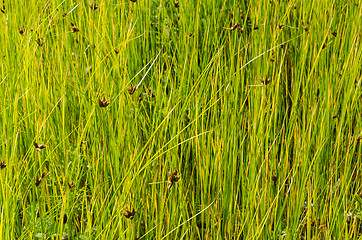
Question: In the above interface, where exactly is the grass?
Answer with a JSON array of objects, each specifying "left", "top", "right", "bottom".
[{"left": 0, "top": 0, "right": 361, "bottom": 239}]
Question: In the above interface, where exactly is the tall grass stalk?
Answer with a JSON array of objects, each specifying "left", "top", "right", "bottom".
[{"left": 0, "top": 0, "right": 361, "bottom": 239}]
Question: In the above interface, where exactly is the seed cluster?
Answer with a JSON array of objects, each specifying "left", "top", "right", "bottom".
[
  {"left": 123, "top": 208, "right": 135, "bottom": 219},
  {"left": 35, "top": 172, "right": 47, "bottom": 187},
  {"left": 168, "top": 169, "right": 181, "bottom": 189},
  {"left": 33, "top": 142, "right": 46, "bottom": 152},
  {"left": 98, "top": 96, "right": 110, "bottom": 108}
]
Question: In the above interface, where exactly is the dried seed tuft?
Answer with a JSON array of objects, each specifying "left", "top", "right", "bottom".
[
  {"left": 127, "top": 85, "right": 137, "bottom": 95},
  {"left": 35, "top": 176, "right": 41, "bottom": 186},
  {"left": 231, "top": 23, "right": 240, "bottom": 30},
  {"left": 35, "top": 172, "right": 46, "bottom": 187},
  {"left": 260, "top": 78, "right": 270, "bottom": 85},
  {"left": 68, "top": 181, "right": 75, "bottom": 188},
  {"left": 89, "top": 2, "right": 99, "bottom": 10},
  {"left": 168, "top": 169, "right": 180, "bottom": 189},
  {"left": 271, "top": 175, "right": 277, "bottom": 182},
  {"left": 0, "top": 161, "right": 6, "bottom": 169},
  {"left": 98, "top": 96, "right": 110, "bottom": 108},
  {"left": 36, "top": 38, "right": 44, "bottom": 46},
  {"left": 71, "top": 26, "right": 79, "bottom": 33},
  {"left": 19, "top": 26, "right": 25, "bottom": 35},
  {"left": 123, "top": 208, "right": 135, "bottom": 219},
  {"left": 331, "top": 29, "right": 337, "bottom": 37},
  {"left": 34, "top": 142, "right": 46, "bottom": 151}
]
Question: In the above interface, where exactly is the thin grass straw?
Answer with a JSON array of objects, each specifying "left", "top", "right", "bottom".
[{"left": 160, "top": 189, "right": 222, "bottom": 240}]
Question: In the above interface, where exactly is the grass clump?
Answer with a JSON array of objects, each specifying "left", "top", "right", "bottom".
[{"left": 0, "top": 0, "right": 361, "bottom": 239}]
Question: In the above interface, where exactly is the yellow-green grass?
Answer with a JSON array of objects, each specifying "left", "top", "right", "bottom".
[{"left": 0, "top": 0, "right": 361, "bottom": 239}]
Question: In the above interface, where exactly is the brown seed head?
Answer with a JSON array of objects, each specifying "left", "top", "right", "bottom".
[
  {"left": 71, "top": 26, "right": 79, "bottom": 33},
  {"left": 36, "top": 38, "right": 43, "bottom": 46},
  {"left": 260, "top": 78, "right": 270, "bottom": 85},
  {"left": 89, "top": 2, "right": 99, "bottom": 10},
  {"left": 271, "top": 175, "right": 277, "bottom": 182},
  {"left": 35, "top": 175, "right": 42, "bottom": 187},
  {"left": 34, "top": 142, "right": 46, "bottom": 151},
  {"left": 68, "top": 181, "right": 75, "bottom": 188},
  {"left": 331, "top": 29, "right": 337, "bottom": 37},
  {"left": 231, "top": 23, "right": 240, "bottom": 30},
  {"left": 38, "top": 144, "right": 46, "bottom": 150},
  {"left": 168, "top": 169, "right": 180, "bottom": 189},
  {"left": 123, "top": 208, "right": 135, "bottom": 219},
  {"left": 98, "top": 96, "right": 110, "bottom": 108},
  {"left": 19, "top": 26, "right": 25, "bottom": 35},
  {"left": 127, "top": 85, "right": 137, "bottom": 95},
  {"left": 0, "top": 161, "right": 6, "bottom": 169}
]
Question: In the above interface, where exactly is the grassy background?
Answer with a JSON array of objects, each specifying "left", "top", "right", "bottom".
[{"left": 0, "top": 0, "right": 361, "bottom": 239}]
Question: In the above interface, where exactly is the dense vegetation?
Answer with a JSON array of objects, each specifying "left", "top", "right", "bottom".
[{"left": 0, "top": 0, "right": 361, "bottom": 239}]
